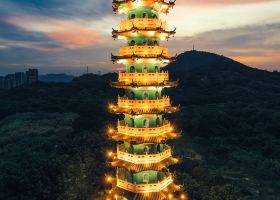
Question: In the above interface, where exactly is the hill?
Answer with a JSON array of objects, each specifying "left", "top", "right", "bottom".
[
  {"left": 0, "top": 51, "right": 279, "bottom": 200},
  {"left": 39, "top": 73, "right": 76, "bottom": 82}
]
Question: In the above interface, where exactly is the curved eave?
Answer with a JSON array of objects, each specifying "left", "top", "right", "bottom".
[
  {"left": 109, "top": 105, "right": 180, "bottom": 115},
  {"left": 111, "top": 157, "right": 179, "bottom": 172},
  {"left": 110, "top": 80, "right": 178, "bottom": 88},
  {"left": 111, "top": 54, "right": 176, "bottom": 63},
  {"left": 107, "top": 183, "right": 183, "bottom": 200},
  {"left": 112, "top": 28, "right": 176, "bottom": 39},
  {"left": 108, "top": 131, "right": 182, "bottom": 143}
]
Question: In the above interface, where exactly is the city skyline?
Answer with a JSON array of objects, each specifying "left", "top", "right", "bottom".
[{"left": 0, "top": 0, "right": 279, "bottom": 75}]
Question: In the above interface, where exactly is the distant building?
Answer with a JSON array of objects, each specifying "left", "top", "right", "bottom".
[
  {"left": 0, "top": 77, "right": 4, "bottom": 89},
  {"left": 15, "top": 72, "right": 26, "bottom": 87},
  {"left": 26, "top": 69, "right": 38, "bottom": 84},
  {"left": 0, "top": 69, "right": 39, "bottom": 89}
]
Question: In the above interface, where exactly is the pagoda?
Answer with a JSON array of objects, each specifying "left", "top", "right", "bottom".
[{"left": 106, "top": 0, "right": 184, "bottom": 199}]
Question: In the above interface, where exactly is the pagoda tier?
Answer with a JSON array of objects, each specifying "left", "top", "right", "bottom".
[
  {"left": 108, "top": 120, "right": 181, "bottom": 143},
  {"left": 112, "top": 18, "right": 176, "bottom": 39},
  {"left": 112, "top": 0, "right": 175, "bottom": 15},
  {"left": 111, "top": 72, "right": 178, "bottom": 88},
  {"left": 109, "top": 96, "right": 179, "bottom": 114},
  {"left": 111, "top": 157, "right": 179, "bottom": 172},
  {"left": 115, "top": 143, "right": 173, "bottom": 164},
  {"left": 117, "top": 175, "right": 173, "bottom": 193}
]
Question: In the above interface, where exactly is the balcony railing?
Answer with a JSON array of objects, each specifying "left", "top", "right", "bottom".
[
  {"left": 118, "top": 46, "right": 170, "bottom": 58},
  {"left": 116, "top": 175, "right": 173, "bottom": 193},
  {"left": 118, "top": 96, "right": 170, "bottom": 109},
  {"left": 109, "top": 96, "right": 179, "bottom": 114},
  {"left": 117, "top": 144, "right": 172, "bottom": 164},
  {"left": 117, "top": 120, "right": 172, "bottom": 137},
  {"left": 118, "top": 72, "right": 169, "bottom": 84},
  {"left": 119, "top": 18, "right": 168, "bottom": 32}
]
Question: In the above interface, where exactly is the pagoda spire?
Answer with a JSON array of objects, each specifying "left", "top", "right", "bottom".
[{"left": 106, "top": 1, "right": 185, "bottom": 199}]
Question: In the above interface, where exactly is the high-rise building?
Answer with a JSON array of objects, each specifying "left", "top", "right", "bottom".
[
  {"left": 0, "top": 69, "right": 38, "bottom": 89},
  {"left": 26, "top": 69, "right": 39, "bottom": 84},
  {"left": 0, "top": 76, "right": 4, "bottom": 89},
  {"left": 4, "top": 74, "right": 15, "bottom": 89},
  {"left": 15, "top": 72, "right": 26, "bottom": 87},
  {"left": 107, "top": 0, "right": 184, "bottom": 199}
]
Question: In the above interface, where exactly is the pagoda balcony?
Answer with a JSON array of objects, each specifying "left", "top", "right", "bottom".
[
  {"left": 111, "top": 72, "right": 178, "bottom": 88},
  {"left": 119, "top": 46, "right": 170, "bottom": 58},
  {"left": 116, "top": 175, "right": 173, "bottom": 193},
  {"left": 117, "top": 144, "right": 172, "bottom": 164},
  {"left": 109, "top": 120, "right": 181, "bottom": 143},
  {"left": 109, "top": 96, "right": 179, "bottom": 114},
  {"left": 112, "top": 55, "right": 174, "bottom": 66},
  {"left": 117, "top": 120, "right": 173, "bottom": 138},
  {"left": 111, "top": 46, "right": 176, "bottom": 64},
  {"left": 113, "top": 0, "right": 175, "bottom": 15},
  {"left": 112, "top": 18, "right": 175, "bottom": 39}
]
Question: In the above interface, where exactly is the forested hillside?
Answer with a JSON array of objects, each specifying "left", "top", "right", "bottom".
[{"left": 0, "top": 51, "right": 279, "bottom": 200}]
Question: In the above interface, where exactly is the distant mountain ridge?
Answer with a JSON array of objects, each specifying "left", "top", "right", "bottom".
[
  {"left": 39, "top": 73, "right": 76, "bottom": 82},
  {"left": 165, "top": 50, "right": 280, "bottom": 106},
  {"left": 167, "top": 50, "right": 233, "bottom": 72}
]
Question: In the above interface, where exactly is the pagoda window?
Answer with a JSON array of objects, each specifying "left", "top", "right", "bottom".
[
  {"left": 143, "top": 119, "right": 149, "bottom": 127},
  {"left": 155, "top": 66, "right": 159, "bottom": 72},
  {"left": 143, "top": 66, "right": 148, "bottom": 72},
  {"left": 130, "top": 66, "right": 135, "bottom": 72},
  {"left": 144, "top": 146, "right": 149, "bottom": 154},
  {"left": 143, "top": 13, "right": 147, "bottom": 18},
  {"left": 154, "top": 40, "right": 159, "bottom": 46},
  {"left": 130, "top": 91, "right": 135, "bottom": 99},
  {"left": 130, "top": 40, "right": 136, "bottom": 46},
  {"left": 131, "top": 14, "right": 136, "bottom": 19},
  {"left": 142, "top": 39, "right": 147, "bottom": 46},
  {"left": 143, "top": 92, "right": 149, "bottom": 99},
  {"left": 143, "top": 173, "right": 150, "bottom": 183},
  {"left": 155, "top": 91, "right": 160, "bottom": 99},
  {"left": 157, "top": 144, "right": 161, "bottom": 153},
  {"left": 130, "top": 118, "right": 135, "bottom": 127},
  {"left": 152, "top": 14, "right": 157, "bottom": 18},
  {"left": 128, "top": 144, "right": 134, "bottom": 153},
  {"left": 156, "top": 117, "right": 160, "bottom": 126}
]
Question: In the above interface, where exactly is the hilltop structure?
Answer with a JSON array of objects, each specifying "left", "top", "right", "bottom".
[{"left": 107, "top": 0, "right": 184, "bottom": 199}]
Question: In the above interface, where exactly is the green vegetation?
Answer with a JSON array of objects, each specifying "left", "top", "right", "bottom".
[
  {"left": 0, "top": 51, "right": 279, "bottom": 200},
  {"left": 0, "top": 113, "right": 108, "bottom": 200}
]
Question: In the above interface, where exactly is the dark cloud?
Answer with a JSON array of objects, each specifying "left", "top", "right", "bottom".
[
  {"left": 0, "top": 21, "right": 47, "bottom": 42},
  {"left": 0, "top": 0, "right": 112, "bottom": 19}
]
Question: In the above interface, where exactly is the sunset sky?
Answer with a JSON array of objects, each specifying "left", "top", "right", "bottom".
[{"left": 0, "top": 0, "right": 279, "bottom": 75}]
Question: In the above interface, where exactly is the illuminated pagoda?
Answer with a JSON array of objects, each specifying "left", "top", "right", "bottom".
[{"left": 107, "top": 0, "right": 184, "bottom": 199}]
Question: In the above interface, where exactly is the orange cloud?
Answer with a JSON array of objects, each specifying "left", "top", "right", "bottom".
[
  {"left": 4, "top": 16, "right": 104, "bottom": 50},
  {"left": 231, "top": 52, "right": 280, "bottom": 70},
  {"left": 46, "top": 26, "right": 101, "bottom": 48}
]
